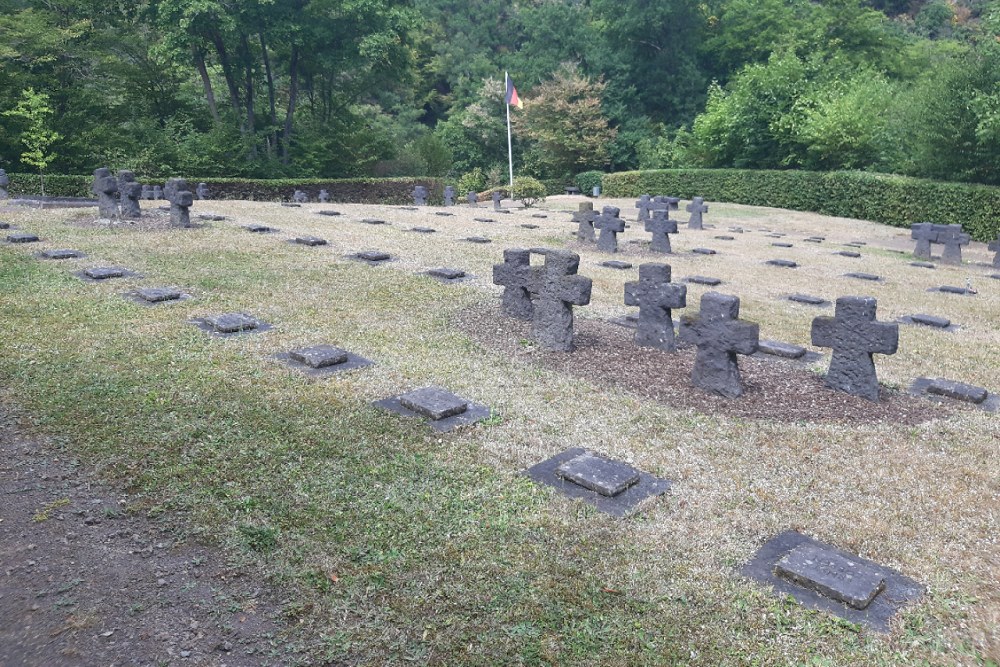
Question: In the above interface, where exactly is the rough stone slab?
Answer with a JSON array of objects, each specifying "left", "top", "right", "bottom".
[
  {"left": 435, "top": 211, "right": 454, "bottom": 217},
  {"left": 555, "top": 453, "right": 641, "bottom": 497},
  {"left": 846, "top": 241, "right": 867, "bottom": 246},
  {"left": 788, "top": 294, "right": 829, "bottom": 306},
  {"left": 287, "top": 345, "right": 348, "bottom": 369},
  {"left": 775, "top": 544, "right": 886, "bottom": 610},
  {"left": 374, "top": 389, "right": 490, "bottom": 432},
  {"left": 741, "top": 530, "right": 924, "bottom": 632},
  {"left": 0, "top": 222, "right": 10, "bottom": 230},
  {"left": 804, "top": 237, "right": 824, "bottom": 243},
  {"left": 910, "top": 377, "right": 999, "bottom": 412},
  {"left": 684, "top": 275, "right": 722, "bottom": 286},
  {"left": 473, "top": 217, "right": 496, "bottom": 223},
  {"left": 136, "top": 288, "right": 183, "bottom": 303},
  {"left": 766, "top": 259, "right": 798, "bottom": 268},
  {"left": 426, "top": 267, "right": 470, "bottom": 281},
  {"left": 317, "top": 210, "right": 341, "bottom": 216},
  {"left": 7, "top": 233, "right": 39, "bottom": 243},
  {"left": 409, "top": 226, "right": 436, "bottom": 233},
  {"left": 714, "top": 235, "right": 735, "bottom": 241},
  {"left": 281, "top": 203, "right": 301, "bottom": 207},
  {"left": 772, "top": 242, "right": 793, "bottom": 248},
  {"left": 524, "top": 447, "right": 670, "bottom": 519},
  {"left": 274, "top": 348, "right": 373, "bottom": 376},
  {"left": 465, "top": 236, "right": 492, "bottom": 244},
  {"left": 199, "top": 214, "right": 226, "bottom": 221},
  {"left": 40, "top": 249, "right": 83, "bottom": 260},
  {"left": 835, "top": 251, "right": 862, "bottom": 258},
  {"left": 758, "top": 339, "right": 807, "bottom": 360},
  {"left": 931, "top": 285, "right": 975, "bottom": 295},
  {"left": 520, "top": 224, "right": 539, "bottom": 229},
  {"left": 691, "top": 247, "right": 717, "bottom": 255},
  {"left": 399, "top": 387, "right": 469, "bottom": 420},
  {"left": 245, "top": 224, "right": 276, "bottom": 233},
  {"left": 83, "top": 267, "right": 127, "bottom": 280},
  {"left": 360, "top": 218, "right": 387, "bottom": 225},
  {"left": 350, "top": 251, "right": 393, "bottom": 264},
  {"left": 600, "top": 260, "right": 632, "bottom": 270},
  {"left": 766, "top": 233, "right": 785, "bottom": 238},
  {"left": 199, "top": 313, "right": 262, "bottom": 334},
  {"left": 292, "top": 236, "right": 327, "bottom": 246},
  {"left": 903, "top": 313, "right": 952, "bottom": 329},
  {"left": 531, "top": 213, "right": 547, "bottom": 219},
  {"left": 844, "top": 272, "right": 882, "bottom": 282},
  {"left": 910, "top": 261, "right": 935, "bottom": 269},
  {"left": 991, "top": 274, "right": 1000, "bottom": 280}
]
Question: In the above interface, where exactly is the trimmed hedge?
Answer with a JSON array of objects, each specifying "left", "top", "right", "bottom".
[
  {"left": 602, "top": 169, "right": 1000, "bottom": 242},
  {"left": 5, "top": 174, "right": 447, "bottom": 205}
]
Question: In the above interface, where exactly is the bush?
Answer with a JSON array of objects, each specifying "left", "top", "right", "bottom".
[
  {"left": 602, "top": 168, "right": 1000, "bottom": 242},
  {"left": 575, "top": 171, "right": 603, "bottom": 195},
  {"left": 512, "top": 176, "right": 546, "bottom": 207},
  {"left": 457, "top": 168, "right": 487, "bottom": 197}
]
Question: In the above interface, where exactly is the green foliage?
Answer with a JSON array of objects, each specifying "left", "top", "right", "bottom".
[
  {"left": 3, "top": 87, "right": 61, "bottom": 195},
  {"left": 457, "top": 168, "right": 487, "bottom": 195},
  {"left": 602, "top": 168, "right": 1000, "bottom": 241},
  {"left": 511, "top": 176, "right": 546, "bottom": 207},
  {"left": 574, "top": 171, "right": 603, "bottom": 194}
]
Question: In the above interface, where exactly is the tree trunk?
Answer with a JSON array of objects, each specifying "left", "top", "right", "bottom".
[
  {"left": 259, "top": 33, "right": 278, "bottom": 156},
  {"left": 281, "top": 45, "right": 299, "bottom": 165},
  {"left": 208, "top": 30, "right": 244, "bottom": 126},
  {"left": 239, "top": 33, "right": 257, "bottom": 158},
  {"left": 193, "top": 46, "right": 220, "bottom": 124}
]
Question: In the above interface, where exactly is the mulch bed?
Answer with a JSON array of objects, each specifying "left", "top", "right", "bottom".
[{"left": 457, "top": 305, "right": 949, "bottom": 425}]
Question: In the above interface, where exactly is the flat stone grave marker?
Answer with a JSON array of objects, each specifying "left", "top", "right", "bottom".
[
  {"left": 465, "top": 236, "right": 492, "bottom": 244},
  {"left": 684, "top": 275, "right": 722, "bottom": 286},
  {"left": 772, "top": 242, "right": 793, "bottom": 248},
  {"left": 245, "top": 224, "right": 276, "bottom": 233},
  {"left": 40, "top": 249, "right": 84, "bottom": 260},
  {"left": 199, "top": 214, "right": 226, "bottom": 222},
  {"left": 275, "top": 344, "right": 373, "bottom": 376},
  {"left": 292, "top": 236, "right": 327, "bottom": 246},
  {"left": 193, "top": 312, "right": 269, "bottom": 335},
  {"left": 351, "top": 251, "right": 393, "bottom": 264},
  {"left": 600, "top": 260, "right": 632, "bottom": 270},
  {"left": 474, "top": 217, "right": 496, "bottom": 223},
  {"left": 435, "top": 211, "right": 454, "bottom": 217},
  {"left": 804, "top": 237, "right": 824, "bottom": 243},
  {"left": 990, "top": 273, "right": 1000, "bottom": 280},
  {"left": 7, "top": 233, "right": 39, "bottom": 244},
  {"left": 766, "top": 233, "right": 785, "bottom": 238},
  {"left": 81, "top": 267, "right": 131, "bottom": 281},
  {"left": 714, "top": 235, "right": 735, "bottom": 241},
  {"left": 811, "top": 296, "right": 897, "bottom": 402},
  {"left": 678, "top": 292, "right": 759, "bottom": 398},
  {"left": 692, "top": 248, "right": 717, "bottom": 255},
  {"left": 843, "top": 242, "right": 865, "bottom": 248},
  {"left": 766, "top": 259, "right": 798, "bottom": 268},
  {"left": 844, "top": 272, "right": 882, "bottom": 282},
  {"left": 787, "top": 294, "right": 829, "bottom": 307},
  {"left": 374, "top": 386, "right": 490, "bottom": 433},
  {"left": 281, "top": 203, "right": 301, "bottom": 208},
  {"left": 930, "top": 285, "right": 976, "bottom": 296},
  {"left": 910, "top": 378, "right": 997, "bottom": 411},
  {"left": 318, "top": 210, "right": 341, "bottom": 217},
  {"left": 520, "top": 224, "right": 539, "bottom": 229},
  {"left": 134, "top": 287, "right": 184, "bottom": 304},
  {"left": 398, "top": 207, "right": 417, "bottom": 211},
  {"left": 910, "top": 261, "right": 935, "bottom": 269},
  {"left": 729, "top": 227, "right": 746, "bottom": 233},
  {"left": 900, "top": 313, "right": 952, "bottom": 329},
  {"left": 0, "top": 222, "right": 10, "bottom": 230},
  {"left": 742, "top": 530, "right": 924, "bottom": 632},
  {"left": 360, "top": 218, "right": 387, "bottom": 225},
  {"left": 409, "top": 226, "right": 436, "bottom": 233},
  {"left": 757, "top": 340, "right": 806, "bottom": 360},
  {"left": 834, "top": 250, "right": 862, "bottom": 258},
  {"left": 524, "top": 447, "right": 670, "bottom": 518},
  {"left": 425, "top": 267, "right": 471, "bottom": 282}
]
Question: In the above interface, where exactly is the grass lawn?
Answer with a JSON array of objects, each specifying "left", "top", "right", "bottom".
[{"left": 1, "top": 196, "right": 997, "bottom": 666}]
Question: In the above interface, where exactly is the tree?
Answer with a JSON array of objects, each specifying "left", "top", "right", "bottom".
[
  {"left": 515, "top": 64, "right": 617, "bottom": 179},
  {"left": 3, "top": 87, "right": 61, "bottom": 196}
]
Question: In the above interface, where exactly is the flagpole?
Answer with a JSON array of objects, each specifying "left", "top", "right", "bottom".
[{"left": 505, "top": 70, "right": 514, "bottom": 193}]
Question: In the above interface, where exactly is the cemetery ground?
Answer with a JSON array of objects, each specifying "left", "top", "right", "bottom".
[{"left": 0, "top": 196, "right": 998, "bottom": 666}]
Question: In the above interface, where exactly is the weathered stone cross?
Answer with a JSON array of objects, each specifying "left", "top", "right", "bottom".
[
  {"left": 594, "top": 206, "right": 625, "bottom": 253},
  {"left": 412, "top": 185, "right": 428, "bottom": 206},
  {"left": 686, "top": 197, "right": 708, "bottom": 230},
  {"left": 910, "top": 222, "right": 937, "bottom": 259},
  {"left": 645, "top": 209, "right": 678, "bottom": 253},
  {"left": 492, "top": 248, "right": 540, "bottom": 320},
  {"left": 678, "top": 292, "right": 759, "bottom": 398},
  {"left": 532, "top": 249, "right": 592, "bottom": 351},
  {"left": 92, "top": 167, "right": 119, "bottom": 219},
  {"left": 938, "top": 224, "right": 970, "bottom": 264},
  {"left": 492, "top": 191, "right": 503, "bottom": 210},
  {"left": 811, "top": 296, "right": 898, "bottom": 402},
  {"left": 443, "top": 186, "right": 455, "bottom": 206},
  {"left": 624, "top": 263, "right": 687, "bottom": 351},
  {"left": 164, "top": 178, "right": 194, "bottom": 228},
  {"left": 117, "top": 170, "right": 142, "bottom": 220},
  {"left": 989, "top": 233, "right": 1000, "bottom": 268},
  {"left": 635, "top": 194, "right": 652, "bottom": 222},
  {"left": 572, "top": 202, "right": 597, "bottom": 242}
]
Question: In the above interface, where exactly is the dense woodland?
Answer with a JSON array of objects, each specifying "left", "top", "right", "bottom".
[{"left": 4, "top": 0, "right": 1000, "bottom": 188}]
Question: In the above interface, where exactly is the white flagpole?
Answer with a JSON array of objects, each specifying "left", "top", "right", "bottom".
[{"left": 506, "top": 70, "right": 514, "bottom": 193}]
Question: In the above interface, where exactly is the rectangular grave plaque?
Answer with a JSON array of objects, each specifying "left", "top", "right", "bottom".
[
  {"left": 774, "top": 544, "right": 885, "bottom": 610},
  {"left": 399, "top": 387, "right": 469, "bottom": 420},
  {"left": 85, "top": 267, "right": 126, "bottom": 280},
  {"left": 290, "top": 345, "right": 349, "bottom": 369},
  {"left": 556, "top": 453, "right": 641, "bottom": 497},
  {"left": 137, "top": 288, "right": 182, "bottom": 303},
  {"left": 205, "top": 313, "right": 259, "bottom": 334}
]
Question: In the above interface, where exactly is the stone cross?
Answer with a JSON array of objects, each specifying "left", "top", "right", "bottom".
[
  {"left": 910, "top": 222, "right": 936, "bottom": 259},
  {"left": 532, "top": 249, "right": 592, "bottom": 352},
  {"left": 938, "top": 224, "right": 970, "bottom": 264},
  {"left": 412, "top": 185, "right": 428, "bottom": 206},
  {"left": 292, "top": 190, "right": 308, "bottom": 203},
  {"left": 318, "top": 189, "right": 330, "bottom": 203},
  {"left": 571, "top": 202, "right": 597, "bottom": 242},
  {"left": 467, "top": 191, "right": 478, "bottom": 207},
  {"left": 686, "top": 197, "right": 708, "bottom": 230},
  {"left": 492, "top": 248, "right": 540, "bottom": 320},
  {"left": 163, "top": 178, "right": 194, "bottom": 228},
  {"left": 594, "top": 206, "right": 625, "bottom": 253},
  {"left": 624, "top": 263, "right": 687, "bottom": 351},
  {"left": 92, "top": 167, "right": 119, "bottom": 218},
  {"left": 678, "top": 292, "right": 759, "bottom": 399},
  {"left": 635, "top": 194, "right": 652, "bottom": 222},
  {"left": 650, "top": 196, "right": 670, "bottom": 217},
  {"left": 989, "top": 233, "right": 1000, "bottom": 268},
  {"left": 141, "top": 184, "right": 153, "bottom": 200},
  {"left": 443, "top": 186, "right": 455, "bottom": 206},
  {"left": 0, "top": 169, "right": 8, "bottom": 199},
  {"left": 645, "top": 209, "right": 678, "bottom": 253},
  {"left": 152, "top": 184, "right": 163, "bottom": 200},
  {"left": 117, "top": 170, "right": 142, "bottom": 219},
  {"left": 492, "top": 191, "right": 502, "bottom": 210},
  {"left": 196, "top": 182, "right": 210, "bottom": 200},
  {"left": 811, "top": 296, "right": 898, "bottom": 402}
]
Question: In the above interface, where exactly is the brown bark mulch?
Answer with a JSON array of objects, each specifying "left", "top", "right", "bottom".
[{"left": 457, "top": 305, "right": 949, "bottom": 425}]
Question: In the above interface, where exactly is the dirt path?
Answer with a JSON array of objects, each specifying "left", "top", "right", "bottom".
[{"left": 0, "top": 407, "right": 301, "bottom": 667}]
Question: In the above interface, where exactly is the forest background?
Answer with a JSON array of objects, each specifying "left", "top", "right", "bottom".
[{"left": 4, "top": 0, "right": 1000, "bottom": 191}]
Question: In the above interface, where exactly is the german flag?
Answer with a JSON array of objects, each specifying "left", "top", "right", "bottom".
[{"left": 505, "top": 73, "right": 522, "bottom": 109}]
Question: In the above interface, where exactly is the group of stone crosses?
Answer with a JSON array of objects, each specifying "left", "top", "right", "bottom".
[
  {"left": 410, "top": 184, "right": 509, "bottom": 211},
  {"left": 89, "top": 167, "right": 215, "bottom": 227},
  {"left": 570, "top": 195, "right": 708, "bottom": 254}
]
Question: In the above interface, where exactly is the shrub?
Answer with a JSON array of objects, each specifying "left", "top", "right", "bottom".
[
  {"left": 512, "top": 176, "right": 546, "bottom": 207},
  {"left": 602, "top": 168, "right": 1000, "bottom": 242},
  {"left": 457, "top": 168, "right": 487, "bottom": 196},
  {"left": 575, "top": 171, "right": 603, "bottom": 195}
]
